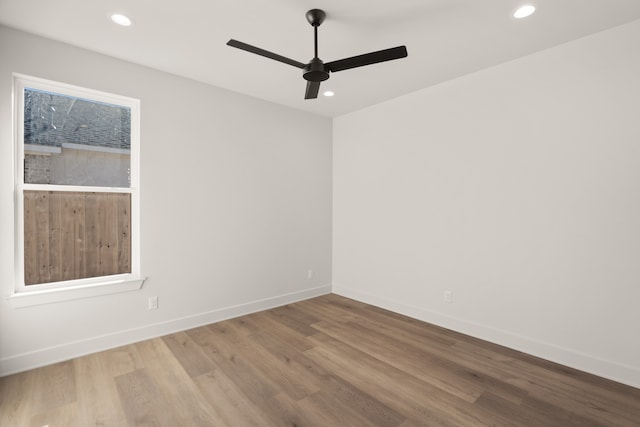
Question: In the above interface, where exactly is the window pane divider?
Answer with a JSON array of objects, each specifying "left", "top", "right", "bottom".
[{"left": 20, "top": 183, "right": 133, "bottom": 194}]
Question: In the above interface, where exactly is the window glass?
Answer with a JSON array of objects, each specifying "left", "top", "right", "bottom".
[
  {"left": 23, "top": 87, "right": 131, "bottom": 187},
  {"left": 23, "top": 191, "right": 131, "bottom": 285}
]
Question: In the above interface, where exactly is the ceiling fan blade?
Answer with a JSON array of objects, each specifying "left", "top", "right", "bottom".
[
  {"left": 227, "top": 39, "right": 306, "bottom": 69},
  {"left": 305, "top": 81, "right": 321, "bottom": 99},
  {"left": 326, "top": 46, "right": 408, "bottom": 73}
]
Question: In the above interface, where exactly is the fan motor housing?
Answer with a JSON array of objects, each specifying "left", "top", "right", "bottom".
[{"left": 303, "top": 58, "right": 330, "bottom": 82}]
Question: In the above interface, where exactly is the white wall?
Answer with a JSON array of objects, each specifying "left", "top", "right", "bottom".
[
  {"left": 0, "top": 26, "right": 332, "bottom": 375},
  {"left": 333, "top": 20, "right": 640, "bottom": 388}
]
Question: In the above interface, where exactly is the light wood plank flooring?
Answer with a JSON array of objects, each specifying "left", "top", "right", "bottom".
[{"left": 1, "top": 294, "right": 639, "bottom": 426}]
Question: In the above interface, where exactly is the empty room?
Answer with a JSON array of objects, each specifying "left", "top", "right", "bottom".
[{"left": 1, "top": 1, "right": 639, "bottom": 426}]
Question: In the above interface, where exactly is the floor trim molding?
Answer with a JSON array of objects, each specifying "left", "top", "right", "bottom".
[
  {"left": 333, "top": 285, "right": 640, "bottom": 389},
  {"left": 0, "top": 284, "right": 331, "bottom": 376}
]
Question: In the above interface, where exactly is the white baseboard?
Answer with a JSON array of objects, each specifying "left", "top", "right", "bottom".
[
  {"left": 333, "top": 285, "right": 640, "bottom": 390},
  {"left": 0, "top": 284, "right": 331, "bottom": 377}
]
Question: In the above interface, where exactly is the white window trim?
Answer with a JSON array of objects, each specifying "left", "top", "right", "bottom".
[{"left": 8, "top": 74, "right": 145, "bottom": 308}]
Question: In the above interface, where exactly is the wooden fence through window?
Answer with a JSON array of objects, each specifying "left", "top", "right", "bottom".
[{"left": 23, "top": 190, "right": 131, "bottom": 285}]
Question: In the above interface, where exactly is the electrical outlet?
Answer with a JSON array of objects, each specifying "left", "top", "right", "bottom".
[
  {"left": 308, "top": 269, "right": 314, "bottom": 280},
  {"left": 148, "top": 296, "right": 158, "bottom": 310},
  {"left": 444, "top": 290, "right": 453, "bottom": 303}
]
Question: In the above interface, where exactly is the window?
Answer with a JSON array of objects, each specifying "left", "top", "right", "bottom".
[{"left": 11, "top": 75, "right": 143, "bottom": 306}]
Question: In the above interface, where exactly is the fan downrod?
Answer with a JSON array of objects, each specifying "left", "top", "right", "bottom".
[{"left": 303, "top": 9, "right": 329, "bottom": 82}]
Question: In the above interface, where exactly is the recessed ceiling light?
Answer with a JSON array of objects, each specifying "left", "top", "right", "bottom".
[
  {"left": 513, "top": 5, "right": 536, "bottom": 19},
  {"left": 111, "top": 14, "right": 132, "bottom": 26},
  {"left": 323, "top": 91, "right": 335, "bottom": 97}
]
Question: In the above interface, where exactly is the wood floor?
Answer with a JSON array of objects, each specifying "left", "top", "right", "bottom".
[{"left": 1, "top": 294, "right": 639, "bottom": 426}]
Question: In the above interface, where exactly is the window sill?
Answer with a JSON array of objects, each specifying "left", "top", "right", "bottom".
[{"left": 6, "top": 277, "right": 146, "bottom": 308}]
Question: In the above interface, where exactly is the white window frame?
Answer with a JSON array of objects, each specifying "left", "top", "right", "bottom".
[{"left": 9, "top": 74, "right": 144, "bottom": 307}]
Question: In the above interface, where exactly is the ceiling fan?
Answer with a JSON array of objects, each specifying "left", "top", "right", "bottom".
[{"left": 227, "top": 9, "right": 408, "bottom": 100}]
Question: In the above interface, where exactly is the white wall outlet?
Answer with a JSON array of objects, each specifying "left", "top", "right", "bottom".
[
  {"left": 148, "top": 296, "right": 158, "bottom": 310},
  {"left": 444, "top": 290, "right": 453, "bottom": 303},
  {"left": 308, "top": 269, "right": 314, "bottom": 280}
]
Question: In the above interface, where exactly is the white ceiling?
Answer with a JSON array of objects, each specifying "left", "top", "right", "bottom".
[{"left": 2, "top": 0, "right": 640, "bottom": 117}]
